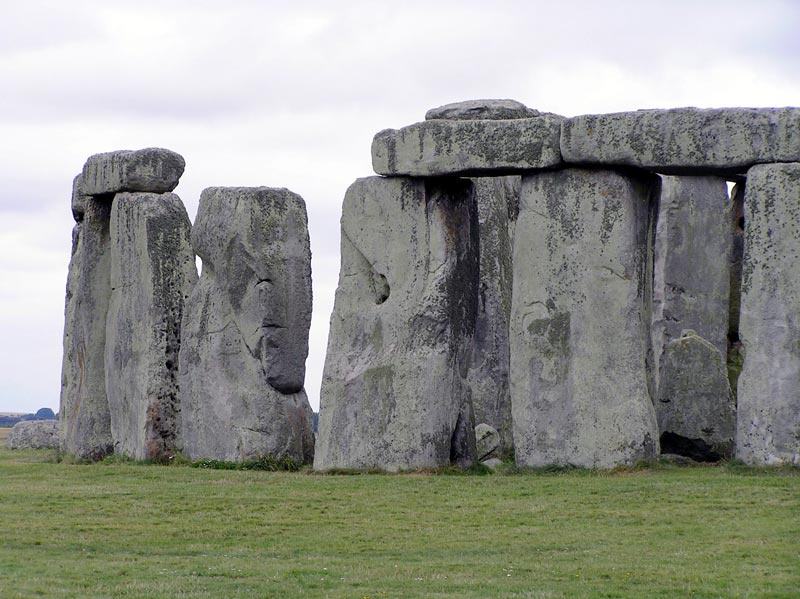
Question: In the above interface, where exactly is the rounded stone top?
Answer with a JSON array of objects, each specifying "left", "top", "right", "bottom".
[{"left": 425, "top": 99, "right": 541, "bottom": 121}]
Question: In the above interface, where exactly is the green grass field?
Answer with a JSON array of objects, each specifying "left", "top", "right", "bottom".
[{"left": 1, "top": 431, "right": 798, "bottom": 598}]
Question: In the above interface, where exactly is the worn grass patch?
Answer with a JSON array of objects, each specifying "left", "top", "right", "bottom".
[{"left": 1, "top": 445, "right": 798, "bottom": 598}]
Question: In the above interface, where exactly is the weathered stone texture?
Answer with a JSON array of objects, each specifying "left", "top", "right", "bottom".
[
  {"left": 105, "top": 192, "right": 197, "bottom": 461},
  {"left": 475, "top": 423, "right": 500, "bottom": 461},
  {"left": 179, "top": 187, "right": 314, "bottom": 463},
  {"left": 510, "top": 168, "right": 660, "bottom": 468},
  {"left": 8, "top": 420, "right": 60, "bottom": 450},
  {"left": 60, "top": 195, "right": 114, "bottom": 460},
  {"left": 651, "top": 176, "right": 731, "bottom": 386},
  {"left": 82, "top": 148, "right": 185, "bottom": 196},
  {"left": 466, "top": 177, "right": 518, "bottom": 456},
  {"left": 315, "top": 176, "right": 479, "bottom": 471},
  {"left": 656, "top": 332, "right": 735, "bottom": 461},
  {"left": 561, "top": 107, "right": 800, "bottom": 175},
  {"left": 71, "top": 174, "right": 88, "bottom": 222},
  {"left": 737, "top": 163, "right": 800, "bottom": 466},
  {"left": 371, "top": 116, "right": 563, "bottom": 177},
  {"left": 425, "top": 99, "right": 541, "bottom": 121}
]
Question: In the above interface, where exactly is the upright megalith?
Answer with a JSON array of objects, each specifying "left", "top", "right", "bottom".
[
  {"left": 560, "top": 107, "right": 800, "bottom": 175},
  {"left": 179, "top": 187, "right": 314, "bottom": 464},
  {"left": 315, "top": 176, "right": 479, "bottom": 471},
  {"left": 510, "top": 168, "right": 660, "bottom": 468},
  {"left": 105, "top": 192, "right": 197, "bottom": 461},
  {"left": 60, "top": 175, "right": 114, "bottom": 460},
  {"left": 81, "top": 148, "right": 185, "bottom": 196},
  {"left": 737, "top": 163, "right": 800, "bottom": 466}
]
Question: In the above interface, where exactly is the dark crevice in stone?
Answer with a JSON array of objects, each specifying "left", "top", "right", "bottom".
[{"left": 660, "top": 431, "right": 721, "bottom": 462}]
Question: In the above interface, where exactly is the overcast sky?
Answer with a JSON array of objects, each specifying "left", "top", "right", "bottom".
[{"left": 1, "top": 0, "right": 798, "bottom": 414}]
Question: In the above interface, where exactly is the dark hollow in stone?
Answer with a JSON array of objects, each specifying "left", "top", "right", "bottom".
[{"left": 660, "top": 431, "right": 722, "bottom": 463}]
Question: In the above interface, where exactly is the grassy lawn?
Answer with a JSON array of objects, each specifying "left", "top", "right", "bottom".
[{"left": 0, "top": 438, "right": 797, "bottom": 598}]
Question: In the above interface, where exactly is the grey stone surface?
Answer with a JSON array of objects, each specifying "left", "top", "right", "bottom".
[
  {"left": 425, "top": 99, "right": 541, "bottom": 121},
  {"left": 59, "top": 196, "right": 114, "bottom": 461},
  {"left": 651, "top": 176, "right": 731, "bottom": 386},
  {"left": 105, "top": 192, "right": 197, "bottom": 461},
  {"left": 82, "top": 148, "right": 185, "bottom": 196},
  {"left": 510, "top": 168, "right": 660, "bottom": 468},
  {"left": 737, "top": 163, "right": 800, "bottom": 466},
  {"left": 466, "top": 177, "right": 519, "bottom": 456},
  {"left": 372, "top": 115, "right": 563, "bottom": 177},
  {"left": 561, "top": 107, "right": 800, "bottom": 175},
  {"left": 656, "top": 331, "right": 735, "bottom": 461},
  {"left": 315, "top": 176, "right": 479, "bottom": 471},
  {"left": 179, "top": 187, "right": 314, "bottom": 463},
  {"left": 480, "top": 457, "right": 504, "bottom": 470},
  {"left": 71, "top": 174, "right": 88, "bottom": 222},
  {"left": 475, "top": 423, "right": 500, "bottom": 461},
  {"left": 7, "top": 420, "right": 60, "bottom": 450}
]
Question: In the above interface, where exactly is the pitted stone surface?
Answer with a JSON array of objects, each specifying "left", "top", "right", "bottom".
[
  {"left": 371, "top": 115, "right": 563, "bottom": 177},
  {"left": 315, "top": 176, "right": 479, "bottom": 471},
  {"left": 561, "top": 107, "right": 800, "bottom": 175},
  {"left": 7, "top": 420, "right": 60, "bottom": 450},
  {"left": 510, "top": 168, "right": 660, "bottom": 468},
  {"left": 656, "top": 332, "right": 735, "bottom": 461},
  {"left": 60, "top": 195, "right": 114, "bottom": 461},
  {"left": 737, "top": 163, "right": 800, "bottom": 466},
  {"left": 425, "top": 99, "right": 541, "bottom": 121},
  {"left": 105, "top": 192, "right": 197, "bottom": 461},
  {"left": 179, "top": 187, "right": 314, "bottom": 463},
  {"left": 651, "top": 176, "right": 731, "bottom": 387},
  {"left": 82, "top": 148, "right": 185, "bottom": 195}
]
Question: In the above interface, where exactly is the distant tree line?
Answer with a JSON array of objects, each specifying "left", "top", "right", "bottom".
[{"left": 0, "top": 408, "right": 57, "bottom": 427}]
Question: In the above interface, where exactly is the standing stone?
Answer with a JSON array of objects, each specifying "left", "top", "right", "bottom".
[
  {"left": 60, "top": 176, "right": 114, "bottom": 461},
  {"left": 560, "top": 107, "right": 800, "bottom": 175},
  {"left": 467, "top": 177, "right": 519, "bottom": 456},
  {"left": 657, "top": 331, "right": 736, "bottom": 461},
  {"left": 81, "top": 148, "right": 185, "bottom": 196},
  {"left": 510, "top": 168, "right": 660, "bottom": 468},
  {"left": 179, "top": 187, "right": 314, "bottom": 463},
  {"left": 737, "top": 163, "right": 800, "bottom": 466},
  {"left": 315, "top": 177, "right": 479, "bottom": 471},
  {"left": 105, "top": 192, "right": 197, "bottom": 461}
]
